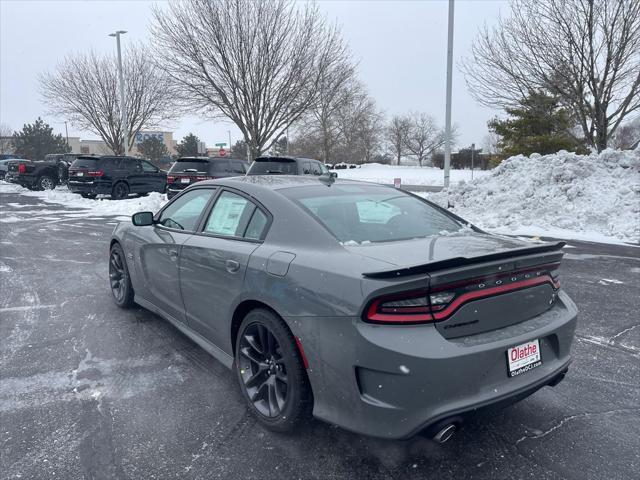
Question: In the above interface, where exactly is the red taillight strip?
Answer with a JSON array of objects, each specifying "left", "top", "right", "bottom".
[
  {"left": 366, "top": 300, "right": 433, "bottom": 323},
  {"left": 431, "top": 276, "right": 554, "bottom": 320},
  {"left": 366, "top": 275, "right": 558, "bottom": 324}
]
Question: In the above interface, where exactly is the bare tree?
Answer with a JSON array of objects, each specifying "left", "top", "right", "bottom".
[
  {"left": 386, "top": 115, "right": 411, "bottom": 165},
  {"left": 483, "top": 130, "right": 501, "bottom": 156},
  {"left": 306, "top": 60, "right": 357, "bottom": 164},
  {"left": 404, "top": 113, "right": 446, "bottom": 166},
  {"left": 0, "top": 123, "right": 13, "bottom": 154},
  {"left": 151, "top": 0, "right": 349, "bottom": 160},
  {"left": 333, "top": 83, "right": 383, "bottom": 164},
  {"left": 611, "top": 117, "right": 640, "bottom": 150},
  {"left": 462, "top": 0, "right": 640, "bottom": 151},
  {"left": 40, "top": 45, "right": 175, "bottom": 155}
]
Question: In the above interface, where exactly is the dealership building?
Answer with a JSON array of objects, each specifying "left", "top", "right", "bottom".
[{"left": 65, "top": 131, "right": 181, "bottom": 156}]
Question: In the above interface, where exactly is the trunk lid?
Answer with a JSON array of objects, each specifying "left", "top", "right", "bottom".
[
  {"left": 345, "top": 233, "right": 533, "bottom": 272},
  {"left": 359, "top": 233, "right": 565, "bottom": 338}
]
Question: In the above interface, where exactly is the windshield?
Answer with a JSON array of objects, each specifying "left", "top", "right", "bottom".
[
  {"left": 282, "top": 184, "right": 465, "bottom": 244},
  {"left": 248, "top": 160, "right": 297, "bottom": 175}
]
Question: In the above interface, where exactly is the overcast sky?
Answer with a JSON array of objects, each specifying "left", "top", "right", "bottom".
[{"left": 0, "top": 0, "right": 507, "bottom": 150}]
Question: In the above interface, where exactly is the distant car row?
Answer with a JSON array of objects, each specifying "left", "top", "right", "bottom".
[{"left": 3, "top": 154, "right": 336, "bottom": 200}]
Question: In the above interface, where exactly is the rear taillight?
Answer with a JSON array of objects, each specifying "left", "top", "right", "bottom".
[
  {"left": 366, "top": 290, "right": 436, "bottom": 324},
  {"left": 167, "top": 175, "right": 175, "bottom": 182},
  {"left": 365, "top": 264, "right": 561, "bottom": 325},
  {"left": 195, "top": 175, "right": 214, "bottom": 181},
  {"left": 18, "top": 163, "right": 26, "bottom": 174},
  {"left": 87, "top": 170, "right": 104, "bottom": 177}
]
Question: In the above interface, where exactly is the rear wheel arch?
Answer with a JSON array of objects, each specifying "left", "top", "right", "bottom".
[{"left": 231, "top": 300, "right": 280, "bottom": 355}]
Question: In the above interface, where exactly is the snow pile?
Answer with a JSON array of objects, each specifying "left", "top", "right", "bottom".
[
  {"left": 426, "top": 149, "right": 640, "bottom": 244},
  {"left": 0, "top": 182, "right": 168, "bottom": 219},
  {"left": 332, "top": 163, "right": 488, "bottom": 186}
]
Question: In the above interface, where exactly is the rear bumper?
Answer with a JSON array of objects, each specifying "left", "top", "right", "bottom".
[
  {"left": 167, "top": 186, "right": 188, "bottom": 198},
  {"left": 68, "top": 181, "right": 111, "bottom": 195},
  {"left": 286, "top": 290, "right": 578, "bottom": 439},
  {"left": 5, "top": 174, "right": 36, "bottom": 188}
]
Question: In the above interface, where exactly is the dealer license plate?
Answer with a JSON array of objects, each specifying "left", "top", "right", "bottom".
[
  {"left": 180, "top": 178, "right": 190, "bottom": 184},
  {"left": 507, "top": 339, "right": 541, "bottom": 377}
]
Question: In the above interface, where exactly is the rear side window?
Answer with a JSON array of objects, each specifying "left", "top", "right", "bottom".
[
  {"left": 122, "top": 158, "right": 140, "bottom": 172},
  {"left": 158, "top": 189, "right": 214, "bottom": 231},
  {"left": 71, "top": 157, "right": 100, "bottom": 169},
  {"left": 140, "top": 160, "right": 158, "bottom": 173},
  {"left": 248, "top": 160, "right": 297, "bottom": 175},
  {"left": 244, "top": 209, "right": 268, "bottom": 240},
  {"left": 204, "top": 191, "right": 255, "bottom": 237}
]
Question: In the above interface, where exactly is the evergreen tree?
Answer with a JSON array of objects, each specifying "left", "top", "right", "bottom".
[
  {"left": 137, "top": 136, "right": 169, "bottom": 162},
  {"left": 176, "top": 133, "right": 201, "bottom": 157},
  {"left": 12, "top": 118, "right": 70, "bottom": 160},
  {"left": 231, "top": 139, "right": 248, "bottom": 161},
  {"left": 488, "top": 92, "right": 585, "bottom": 157}
]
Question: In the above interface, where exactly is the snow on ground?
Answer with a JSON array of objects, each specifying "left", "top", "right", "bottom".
[
  {"left": 331, "top": 163, "right": 488, "bottom": 186},
  {"left": 0, "top": 182, "right": 167, "bottom": 221},
  {"left": 423, "top": 148, "right": 640, "bottom": 245}
]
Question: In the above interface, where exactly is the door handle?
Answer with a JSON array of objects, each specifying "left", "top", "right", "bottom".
[
  {"left": 169, "top": 250, "right": 179, "bottom": 262},
  {"left": 226, "top": 259, "right": 240, "bottom": 273}
]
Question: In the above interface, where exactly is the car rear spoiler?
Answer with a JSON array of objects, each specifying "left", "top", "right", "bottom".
[{"left": 362, "top": 241, "right": 566, "bottom": 279}]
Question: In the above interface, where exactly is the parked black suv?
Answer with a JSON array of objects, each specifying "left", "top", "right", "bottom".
[
  {"left": 68, "top": 155, "right": 166, "bottom": 199},
  {"left": 166, "top": 156, "right": 249, "bottom": 199},
  {"left": 246, "top": 156, "right": 335, "bottom": 177}
]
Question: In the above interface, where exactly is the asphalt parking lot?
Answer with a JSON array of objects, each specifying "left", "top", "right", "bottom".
[{"left": 1, "top": 189, "right": 639, "bottom": 480}]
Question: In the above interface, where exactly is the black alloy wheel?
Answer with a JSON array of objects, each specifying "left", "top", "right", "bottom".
[
  {"left": 112, "top": 182, "right": 129, "bottom": 200},
  {"left": 238, "top": 323, "right": 289, "bottom": 417},
  {"left": 38, "top": 175, "right": 55, "bottom": 190},
  {"left": 235, "top": 309, "right": 312, "bottom": 431},
  {"left": 109, "top": 244, "right": 134, "bottom": 307}
]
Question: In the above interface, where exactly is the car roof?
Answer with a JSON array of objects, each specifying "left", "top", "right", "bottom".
[
  {"left": 198, "top": 175, "right": 388, "bottom": 193},
  {"left": 254, "top": 155, "right": 322, "bottom": 164},
  {"left": 176, "top": 156, "right": 245, "bottom": 162}
]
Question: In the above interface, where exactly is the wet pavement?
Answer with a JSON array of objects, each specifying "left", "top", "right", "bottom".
[{"left": 1, "top": 189, "right": 639, "bottom": 480}]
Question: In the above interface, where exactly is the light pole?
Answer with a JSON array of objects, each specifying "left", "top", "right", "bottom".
[
  {"left": 471, "top": 142, "right": 475, "bottom": 180},
  {"left": 109, "top": 30, "right": 128, "bottom": 155},
  {"left": 443, "top": 0, "right": 455, "bottom": 188},
  {"left": 227, "top": 130, "right": 232, "bottom": 151}
]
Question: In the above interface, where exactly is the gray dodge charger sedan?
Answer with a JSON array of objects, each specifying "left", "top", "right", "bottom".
[{"left": 109, "top": 176, "right": 577, "bottom": 441}]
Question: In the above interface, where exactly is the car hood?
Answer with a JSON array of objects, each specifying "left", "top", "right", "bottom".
[{"left": 342, "top": 233, "right": 534, "bottom": 267}]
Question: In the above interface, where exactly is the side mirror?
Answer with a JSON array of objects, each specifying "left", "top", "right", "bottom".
[
  {"left": 132, "top": 211, "right": 154, "bottom": 226},
  {"left": 330, "top": 172, "right": 338, "bottom": 179}
]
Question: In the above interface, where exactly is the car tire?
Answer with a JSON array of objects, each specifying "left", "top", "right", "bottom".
[
  {"left": 109, "top": 243, "right": 134, "bottom": 308},
  {"left": 81, "top": 193, "right": 97, "bottom": 199},
  {"left": 111, "top": 181, "right": 130, "bottom": 200},
  {"left": 235, "top": 309, "right": 312, "bottom": 432},
  {"left": 37, "top": 175, "right": 56, "bottom": 190}
]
